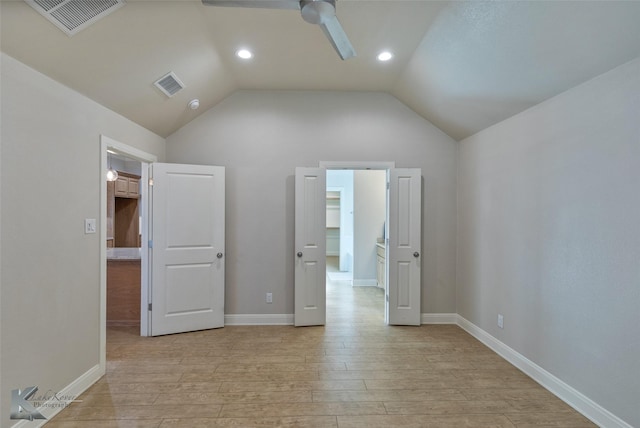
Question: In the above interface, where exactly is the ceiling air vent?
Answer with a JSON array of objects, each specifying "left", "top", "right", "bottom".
[
  {"left": 154, "top": 72, "right": 186, "bottom": 98},
  {"left": 25, "top": 0, "right": 125, "bottom": 36}
]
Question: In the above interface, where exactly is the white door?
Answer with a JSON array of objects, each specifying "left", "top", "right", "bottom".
[
  {"left": 387, "top": 168, "right": 422, "bottom": 325},
  {"left": 294, "top": 167, "right": 326, "bottom": 326},
  {"left": 150, "top": 163, "right": 225, "bottom": 336}
]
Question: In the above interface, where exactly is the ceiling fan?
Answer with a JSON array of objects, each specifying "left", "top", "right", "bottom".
[{"left": 202, "top": 0, "right": 356, "bottom": 60}]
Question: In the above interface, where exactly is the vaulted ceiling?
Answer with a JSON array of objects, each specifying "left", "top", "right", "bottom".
[{"left": 2, "top": 0, "right": 640, "bottom": 140}]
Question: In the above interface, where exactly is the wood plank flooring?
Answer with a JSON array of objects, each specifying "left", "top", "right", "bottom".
[{"left": 48, "top": 259, "right": 595, "bottom": 427}]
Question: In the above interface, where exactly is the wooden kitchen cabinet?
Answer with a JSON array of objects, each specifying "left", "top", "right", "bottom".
[
  {"left": 114, "top": 172, "right": 140, "bottom": 198},
  {"left": 107, "top": 171, "right": 141, "bottom": 248}
]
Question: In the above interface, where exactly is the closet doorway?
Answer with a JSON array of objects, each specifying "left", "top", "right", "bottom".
[
  {"left": 326, "top": 169, "right": 387, "bottom": 324},
  {"left": 294, "top": 161, "right": 421, "bottom": 326}
]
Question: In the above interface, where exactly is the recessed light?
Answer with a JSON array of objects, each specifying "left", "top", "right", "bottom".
[
  {"left": 236, "top": 49, "right": 253, "bottom": 59},
  {"left": 377, "top": 51, "right": 393, "bottom": 62}
]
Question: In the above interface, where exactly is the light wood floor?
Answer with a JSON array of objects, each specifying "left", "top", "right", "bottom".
[{"left": 48, "top": 258, "right": 594, "bottom": 427}]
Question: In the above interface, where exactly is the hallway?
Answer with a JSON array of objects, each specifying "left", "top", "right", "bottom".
[{"left": 326, "top": 256, "right": 385, "bottom": 327}]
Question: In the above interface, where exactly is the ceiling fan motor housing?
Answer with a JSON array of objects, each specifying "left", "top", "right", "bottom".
[{"left": 300, "top": 0, "right": 336, "bottom": 25}]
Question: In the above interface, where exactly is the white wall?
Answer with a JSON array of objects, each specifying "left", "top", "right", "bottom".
[
  {"left": 0, "top": 54, "right": 165, "bottom": 427},
  {"left": 166, "top": 90, "right": 458, "bottom": 316},
  {"left": 109, "top": 155, "right": 142, "bottom": 176},
  {"left": 353, "top": 170, "right": 386, "bottom": 284},
  {"left": 457, "top": 57, "right": 640, "bottom": 427}
]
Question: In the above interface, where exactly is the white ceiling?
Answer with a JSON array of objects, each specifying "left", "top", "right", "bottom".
[{"left": 2, "top": 0, "right": 640, "bottom": 140}]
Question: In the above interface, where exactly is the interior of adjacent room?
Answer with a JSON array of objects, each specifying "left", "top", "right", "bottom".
[{"left": 106, "top": 152, "right": 142, "bottom": 328}]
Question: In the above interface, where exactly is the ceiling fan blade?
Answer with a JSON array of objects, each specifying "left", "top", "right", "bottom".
[
  {"left": 319, "top": 15, "right": 356, "bottom": 60},
  {"left": 202, "top": 0, "right": 300, "bottom": 10}
]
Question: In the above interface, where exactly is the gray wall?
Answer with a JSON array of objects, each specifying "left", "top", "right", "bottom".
[
  {"left": 166, "top": 90, "right": 458, "bottom": 316},
  {"left": 353, "top": 170, "right": 386, "bottom": 283},
  {"left": 0, "top": 53, "right": 165, "bottom": 427},
  {"left": 109, "top": 155, "right": 142, "bottom": 176},
  {"left": 457, "top": 57, "right": 640, "bottom": 427}
]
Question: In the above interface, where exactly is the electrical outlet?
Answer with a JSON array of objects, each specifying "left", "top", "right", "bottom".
[
  {"left": 266, "top": 292, "right": 273, "bottom": 304},
  {"left": 497, "top": 314, "right": 504, "bottom": 329}
]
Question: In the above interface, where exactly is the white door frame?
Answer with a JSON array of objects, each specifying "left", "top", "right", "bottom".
[
  {"left": 319, "top": 161, "right": 396, "bottom": 170},
  {"left": 99, "top": 135, "right": 157, "bottom": 371}
]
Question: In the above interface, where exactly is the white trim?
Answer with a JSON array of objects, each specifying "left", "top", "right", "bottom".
[
  {"left": 421, "top": 313, "right": 458, "bottom": 324},
  {"left": 352, "top": 279, "right": 378, "bottom": 287},
  {"left": 10, "top": 364, "right": 102, "bottom": 428},
  {"left": 456, "top": 315, "right": 633, "bottom": 428},
  {"left": 99, "top": 135, "right": 157, "bottom": 374},
  {"left": 225, "top": 314, "right": 294, "bottom": 325},
  {"left": 319, "top": 160, "right": 395, "bottom": 170},
  {"left": 102, "top": 135, "right": 158, "bottom": 163}
]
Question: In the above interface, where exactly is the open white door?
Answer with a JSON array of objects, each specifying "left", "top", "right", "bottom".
[
  {"left": 294, "top": 167, "right": 326, "bottom": 326},
  {"left": 387, "top": 168, "right": 422, "bottom": 325},
  {"left": 149, "top": 163, "right": 225, "bottom": 336}
]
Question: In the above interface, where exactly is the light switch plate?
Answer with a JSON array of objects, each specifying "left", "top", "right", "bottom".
[{"left": 85, "top": 218, "right": 96, "bottom": 234}]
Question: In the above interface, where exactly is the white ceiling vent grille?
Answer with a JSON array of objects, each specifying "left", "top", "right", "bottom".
[
  {"left": 154, "top": 72, "right": 186, "bottom": 98},
  {"left": 26, "top": 0, "right": 125, "bottom": 36}
]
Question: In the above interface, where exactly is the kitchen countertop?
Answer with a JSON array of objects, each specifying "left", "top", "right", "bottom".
[{"left": 107, "top": 247, "right": 141, "bottom": 260}]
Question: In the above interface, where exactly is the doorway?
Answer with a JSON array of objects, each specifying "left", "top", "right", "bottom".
[
  {"left": 99, "top": 135, "right": 157, "bottom": 371},
  {"left": 106, "top": 151, "right": 142, "bottom": 329},
  {"left": 295, "top": 161, "right": 422, "bottom": 326},
  {"left": 325, "top": 167, "right": 389, "bottom": 323}
]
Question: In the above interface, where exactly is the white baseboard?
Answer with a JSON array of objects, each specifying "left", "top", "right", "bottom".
[
  {"left": 225, "top": 313, "right": 458, "bottom": 326},
  {"left": 10, "top": 364, "right": 103, "bottom": 428},
  {"left": 456, "top": 315, "right": 633, "bottom": 428},
  {"left": 225, "top": 314, "right": 294, "bottom": 325},
  {"left": 352, "top": 279, "right": 378, "bottom": 287},
  {"left": 421, "top": 313, "right": 457, "bottom": 324}
]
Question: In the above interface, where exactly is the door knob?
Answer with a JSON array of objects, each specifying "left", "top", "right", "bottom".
[
  {"left": 217, "top": 253, "right": 223, "bottom": 259},
  {"left": 413, "top": 252, "right": 420, "bottom": 258},
  {"left": 297, "top": 252, "right": 303, "bottom": 258}
]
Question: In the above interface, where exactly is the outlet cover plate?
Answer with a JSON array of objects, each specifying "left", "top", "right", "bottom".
[{"left": 85, "top": 218, "right": 97, "bottom": 234}]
